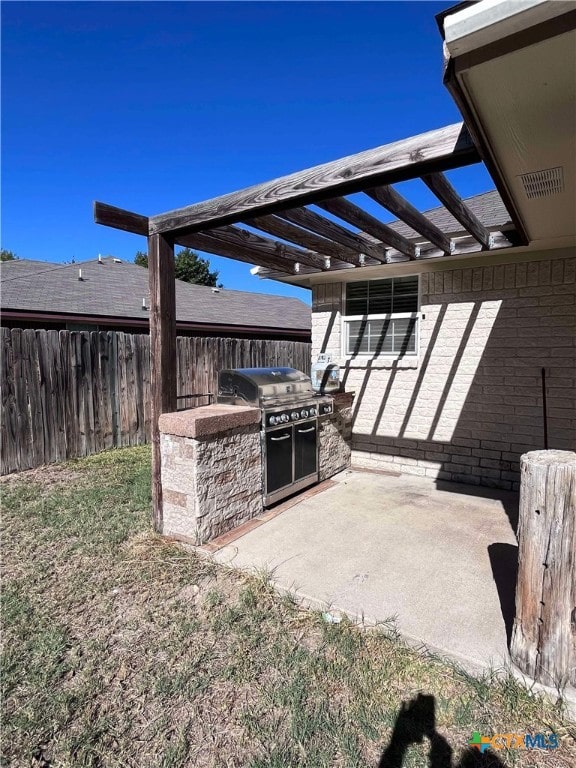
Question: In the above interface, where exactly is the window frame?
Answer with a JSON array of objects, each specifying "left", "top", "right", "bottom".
[{"left": 340, "top": 275, "right": 420, "bottom": 360}]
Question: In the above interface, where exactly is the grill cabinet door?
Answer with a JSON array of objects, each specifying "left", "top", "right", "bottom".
[
  {"left": 266, "top": 428, "right": 293, "bottom": 493},
  {"left": 294, "top": 421, "right": 317, "bottom": 481}
]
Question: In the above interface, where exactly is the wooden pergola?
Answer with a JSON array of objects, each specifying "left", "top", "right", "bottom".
[{"left": 94, "top": 121, "right": 527, "bottom": 530}]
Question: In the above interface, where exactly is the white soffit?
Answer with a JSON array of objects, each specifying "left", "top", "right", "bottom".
[
  {"left": 459, "top": 29, "right": 576, "bottom": 241},
  {"left": 444, "top": 0, "right": 574, "bottom": 56}
]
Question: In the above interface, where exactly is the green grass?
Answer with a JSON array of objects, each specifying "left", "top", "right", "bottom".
[{"left": 2, "top": 446, "right": 575, "bottom": 767}]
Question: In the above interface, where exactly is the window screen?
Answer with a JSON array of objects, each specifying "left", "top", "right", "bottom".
[{"left": 346, "top": 317, "right": 417, "bottom": 355}]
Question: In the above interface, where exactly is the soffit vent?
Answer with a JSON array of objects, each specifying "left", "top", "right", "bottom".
[{"left": 519, "top": 167, "right": 564, "bottom": 199}]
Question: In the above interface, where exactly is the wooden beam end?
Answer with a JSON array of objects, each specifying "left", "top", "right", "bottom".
[{"left": 94, "top": 201, "right": 149, "bottom": 237}]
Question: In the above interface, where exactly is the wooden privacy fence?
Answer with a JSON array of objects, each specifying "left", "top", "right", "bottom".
[{"left": 1, "top": 328, "right": 311, "bottom": 475}]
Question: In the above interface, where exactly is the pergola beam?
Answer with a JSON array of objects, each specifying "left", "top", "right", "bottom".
[
  {"left": 148, "top": 122, "right": 479, "bottom": 236},
  {"left": 365, "top": 185, "right": 453, "bottom": 255},
  {"left": 422, "top": 172, "right": 492, "bottom": 249},
  {"left": 317, "top": 197, "right": 418, "bottom": 259},
  {"left": 93, "top": 123, "right": 517, "bottom": 277},
  {"left": 94, "top": 202, "right": 149, "bottom": 236}
]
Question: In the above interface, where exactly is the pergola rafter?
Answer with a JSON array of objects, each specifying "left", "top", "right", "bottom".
[
  {"left": 93, "top": 120, "right": 528, "bottom": 529},
  {"left": 273, "top": 206, "right": 388, "bottom": 264},
  {"left": 245, "top": 214, "right": 363, "bottom": 266},
  {"left": 94, "top": 121, "right": 525, "bottom": 280},
  {"left": 365, "top": 184, "right": 453, "bottom": 255},
  {"left": 316, "top": 196, "right": 419, "bottom": 260},
  {"left": 181, "top": 225, "right": 335, "bottom": 272},
  {"left": 422, "top": 172, "right": 493, "bottom": 249}
]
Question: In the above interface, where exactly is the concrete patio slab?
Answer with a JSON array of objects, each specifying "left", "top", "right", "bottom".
[{"left": 212, "top": 469, "right": 520, "bottom": 674}]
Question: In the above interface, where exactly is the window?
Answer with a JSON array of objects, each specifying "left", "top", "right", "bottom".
[{"left": 343, "top": 276, "right": 419, "bottom": 357}]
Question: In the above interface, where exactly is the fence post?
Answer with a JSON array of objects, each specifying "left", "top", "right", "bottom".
[{"left": 510, "top": 450, "right": 576, "bottom": 688}]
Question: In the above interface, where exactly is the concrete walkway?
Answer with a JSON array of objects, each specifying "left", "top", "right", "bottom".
[{"left": 213, "top": 469, "right": 520, "bottom": 674}]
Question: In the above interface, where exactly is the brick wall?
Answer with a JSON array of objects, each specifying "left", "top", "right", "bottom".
[{"left": 311, "top": 252, "right": 576, "bottom": 491}]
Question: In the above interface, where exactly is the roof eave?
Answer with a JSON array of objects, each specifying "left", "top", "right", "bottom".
[{"left": 0, "top": 309, "right": 310, "bottom": 337}]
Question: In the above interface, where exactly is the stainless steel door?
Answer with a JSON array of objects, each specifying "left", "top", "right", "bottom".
[
  {"left": 265, "top": 427, "right": 293, "bottom": 494},
  {"left": 294, "top": 420, "right": 317, "bottom": 481}
]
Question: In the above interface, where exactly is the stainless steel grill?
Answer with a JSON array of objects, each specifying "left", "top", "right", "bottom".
[{"left": 217, "top": 367, "right": 333, "bottom": 506}]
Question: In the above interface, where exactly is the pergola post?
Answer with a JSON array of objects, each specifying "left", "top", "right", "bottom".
[
  {"left": 148, "top": 232, "right": 177, "bottom": 532},
  {"left": 511, "top": 450, "right": 576, "bottom": 688}
]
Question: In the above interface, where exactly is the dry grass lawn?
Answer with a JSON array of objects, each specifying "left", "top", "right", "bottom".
[{"left": 1, "top": 446, "right": 575, "bottom": 767}]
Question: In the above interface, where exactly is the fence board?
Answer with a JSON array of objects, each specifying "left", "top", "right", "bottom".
[
  {"left": 1, "top": 328, "right": 18, "bottom": 472},
  {"left": 25, "top": 330, "right": 45, "bottom": 467},
  {"left": 48, "top": 331, "right": 66, "bottom": 462},
  {"left": 64, "top": 332, "right": 79, "bottom": 460},
  {"left": 1, "top": 329, "right": 311, "bottom": 474}
]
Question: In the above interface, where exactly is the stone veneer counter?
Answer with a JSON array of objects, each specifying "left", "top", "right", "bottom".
[
  {"left": 159, "top": 405, "right": 262, "bottom": 545},
  {"left": 319, "top": 392, "right": 353, "bottom": 481}
]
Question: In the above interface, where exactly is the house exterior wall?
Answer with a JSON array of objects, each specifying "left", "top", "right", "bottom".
[{"left": 311, "top": 251, "right": 576, "bottom": 491}]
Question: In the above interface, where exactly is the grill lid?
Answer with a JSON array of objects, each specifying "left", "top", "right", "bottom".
[
  {"left": 218, "top": 367, "right": 314, "bottom": 406},
  {"left": 227, "top": 367, "right": 306, "bottom": 386}
]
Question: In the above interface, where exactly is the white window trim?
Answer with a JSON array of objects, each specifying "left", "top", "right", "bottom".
[{"left": 340, "top": 276, "right": 421, "bottom": 363}]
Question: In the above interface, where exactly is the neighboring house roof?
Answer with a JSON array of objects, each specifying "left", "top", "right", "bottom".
[
  {"left": 0, "top": 257, "right": 311, "bottom": 332},
  {"left": 385, "top": 189, "right": 513, "bottom": 241}
]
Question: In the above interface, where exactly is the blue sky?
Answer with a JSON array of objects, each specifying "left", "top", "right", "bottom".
[{"left": 2, "top": 1, "right": 493, "bottom": 302}]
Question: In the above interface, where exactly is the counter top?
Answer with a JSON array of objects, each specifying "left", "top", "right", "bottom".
[{"left": 159, "top": 405, "right": 261, "bottom": 439}]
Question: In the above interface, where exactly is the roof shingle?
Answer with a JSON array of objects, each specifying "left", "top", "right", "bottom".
[
  {"left": 385, "top": 189, "right": 512, "bottom": 240},
  {"left": 1, "top": 258, "right": 311, "bottom": 331}
]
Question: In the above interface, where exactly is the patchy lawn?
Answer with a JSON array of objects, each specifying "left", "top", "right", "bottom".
[{"left": 1, "top": 446, "right": 574, "bottom": 768}]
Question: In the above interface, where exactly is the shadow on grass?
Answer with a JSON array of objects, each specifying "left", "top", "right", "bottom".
[{"left": 378, "top": 694, "right": 508, "bottom": 768}]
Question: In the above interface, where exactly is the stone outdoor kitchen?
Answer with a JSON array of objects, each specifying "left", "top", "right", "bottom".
[{"left": 158, "top": 370, "right": 353, "bottom": 545}]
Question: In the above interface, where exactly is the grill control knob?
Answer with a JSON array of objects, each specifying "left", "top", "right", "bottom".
[
  {"left": 291, "top": 411, "right": 299, "bottom": 421},
  {"left": 281, "top": 413, "right": 289, "bottom": 423},
  {"left": 269, "top": 415, "right": 277, "bottom": 426},
  {"left": 301, "top": 409, "right": 309, "bottom": 418},
  {"left": 309, "top": 407, "right": 317, "bottom": 416}
]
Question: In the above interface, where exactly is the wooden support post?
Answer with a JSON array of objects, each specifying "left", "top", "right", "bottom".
[
  {"left": 148, "top": 233, "right": 177, "bottom": 533},
  {"left": 510, "top": 450, "right": 576, "bottom": 688}
]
